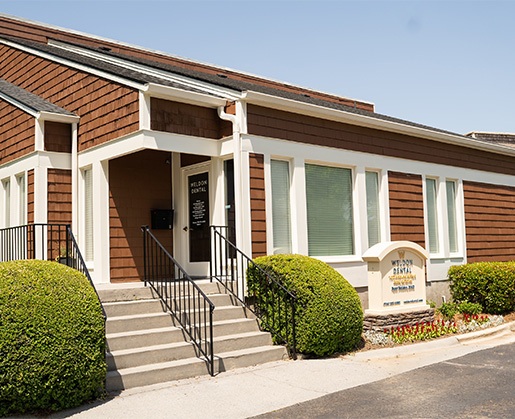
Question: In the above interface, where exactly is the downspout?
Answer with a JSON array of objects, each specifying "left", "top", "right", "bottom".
[{"left": 218, "top": 103, "right": 246, "bottom": 298}]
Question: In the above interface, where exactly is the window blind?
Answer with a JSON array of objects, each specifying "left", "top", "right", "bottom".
[
  {"left": 271, "top": 160, "right": 292, "bottom": 254},
  {"left": 305, "top": 164, "right": 354, "bottom": 256},
  {"left": 446, "top": 180, "right": 458, "bottom": 253},
  {"left": 425, "top": 178, "right": 439, "bottom": 253},
  {"left": 366, "top": 171, "right": 381, "bottom": 247}
]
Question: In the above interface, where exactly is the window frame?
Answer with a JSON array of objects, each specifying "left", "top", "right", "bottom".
[
  {"left": 269, "top": 158, "right": 293, "bottom": 254},
  {"left": 304, "top": 161, "right": 355, "bottom": 259}
]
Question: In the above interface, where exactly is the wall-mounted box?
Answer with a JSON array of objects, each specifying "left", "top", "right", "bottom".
[{"left": 151, "top": 209, "right": 173, "bottom": 230}]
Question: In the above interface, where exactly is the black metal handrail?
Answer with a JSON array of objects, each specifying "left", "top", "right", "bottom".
[
  {"left": 210, "top": 226, "right": 298, "bottom": 358},
  {"left": 141, "top": 226, "right": 215, "bottom": 375},
  {"left": 0, "top": 223, "right": 105, "bottom": 319}
]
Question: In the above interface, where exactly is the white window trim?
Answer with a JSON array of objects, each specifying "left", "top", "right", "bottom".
[
  {"left": 303, "top": 160, "right": 358, "bottom": 261},
  {"left": 424, "top": 175, "right": 466, "bottom": 260},
  {"left": 265, "top": 156, "right": 294, "bottom": 255},
  {"left": 447, "top": 178, "right": 466, "bottom": 259}
]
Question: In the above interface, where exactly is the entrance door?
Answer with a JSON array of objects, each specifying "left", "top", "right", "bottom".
[{"left": 182, "top": 165, "right": 211, "bottom": 276}]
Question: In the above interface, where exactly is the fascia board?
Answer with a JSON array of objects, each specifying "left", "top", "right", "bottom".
[
  {"left": 37, "top": 111, "right": 80, "bottom": 123},
  {"left": 242, "top": 91, "right": 515, "bottom": 158},
  {"left": 78, "top": 129, "right": 221, "bottom": 167},
  {"left": 145, "top": 83, "right": 227, "bottom": 108},
  {"left": 0, "top": 38, "right": 147, "bottom": 91},
  {"left": 0, "top": 91, "right": 38, "bottom": 117}
]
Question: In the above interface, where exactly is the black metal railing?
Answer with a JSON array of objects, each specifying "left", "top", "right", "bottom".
[
  {"left": 0, "top": 223, "right": 104, "bottom": 318},
  {"left": 142, "top": 226, "right": 215, "bottom": 375},
  {"left": 210, "top": 226, "right": 298, "bottom": 358}
]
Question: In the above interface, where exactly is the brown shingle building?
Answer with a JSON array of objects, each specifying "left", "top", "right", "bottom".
[{"left": 1, "top": 13, "right": 515, "bottom": 303}]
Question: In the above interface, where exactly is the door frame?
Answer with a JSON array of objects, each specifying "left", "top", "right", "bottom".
[{"left": 178, "top": 161, "right": 213, "bottom": 276}]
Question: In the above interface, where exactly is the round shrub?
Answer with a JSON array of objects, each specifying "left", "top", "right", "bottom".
[
  {"left": 448, "top": 262, "right": 515, "bottom": 314},
  {"left": 0, "top": 260, "right": 106, "bottom": 416},
  {"left": 247, "top": 254, "right": 363, "bottom": 357}
]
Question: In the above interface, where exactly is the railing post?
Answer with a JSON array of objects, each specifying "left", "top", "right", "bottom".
[
  {"left": 142, "top": 226, "right": 148, "bottom": 286},
  {"left": 291, "top": 298, "right": 297, "bottom": 360}
]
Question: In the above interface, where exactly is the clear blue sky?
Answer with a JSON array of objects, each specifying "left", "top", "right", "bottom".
[{"left": 1, "top": 0, "right": 514, "bottom": 135}]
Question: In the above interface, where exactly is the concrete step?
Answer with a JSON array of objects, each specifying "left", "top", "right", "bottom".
[
  {"left": 107, "top": 318, "right": 260, "bottom": 351},
  {"left": 107, "top": 331, "right": 273, "bottom": 370},
  {"left": 106, "top": 312, "right": 174, "bottom": 334},
  {"left": 106, "top": 345, "right": 288, "bottom": 392},
  {"left": 97, "top": 283, "right": 154, "bottom": 303},
  {"left": 103, "top": 299, "right": 166, "bottom": 317}
]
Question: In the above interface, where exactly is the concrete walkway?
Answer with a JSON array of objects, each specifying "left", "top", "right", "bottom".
[{"left": 48, "top": 322, "right": 515, "bottom": 419}]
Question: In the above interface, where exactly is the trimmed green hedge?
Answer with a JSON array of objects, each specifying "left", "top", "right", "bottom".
[
  {"left": 0, "top": 260, "right": 106, "bottom": 416},
  {"left": 248, "top": 254, "right": 363, "bottom": 357},
  {"left": 448, "top": 261, "right": 515, "bottom": 314}
]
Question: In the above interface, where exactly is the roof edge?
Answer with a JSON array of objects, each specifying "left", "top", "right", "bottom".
[{"left": 243, "top": 91, "right": 515, "bottom": 158}]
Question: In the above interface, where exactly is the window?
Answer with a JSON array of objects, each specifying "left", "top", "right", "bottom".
[
  {"left": 83, "top": 168, "right": 93, "bottom": 261},
  {"left": 446, "top": 180, "right": 458, "bottom": 253},
  {"left": 305, "top": 164, "right": 353, "bottom": 256},
  {"left": 3, "top": 179, "right": 10, "bottom": 227},
  {"left": 17, "top": 173, "right": 26, "bottom": 225},
  {"left": 365, "top": 171, "right": 381, "bottom": 247},
  {"left": 425, "top": 178, "right": 439, "bottom": 253},
  {"left": 270, "top": 160, "right": 292, "bottom": 254}
]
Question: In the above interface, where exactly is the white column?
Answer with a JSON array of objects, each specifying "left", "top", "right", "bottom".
[
  {"left": 33, "top": 166, "right": 48, "bottom": 224},
  {"left": 91, "top": 160, "right": 110, "bottom": 284},
  {"left": 71, "top": 123, "right": 78, "bottom": 234}
]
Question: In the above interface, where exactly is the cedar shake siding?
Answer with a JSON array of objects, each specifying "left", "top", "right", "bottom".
[
  {"left": 47, "top": 169, "right": 72, "bottom": 225},
  {"left": 27, "top": 169, "right": 34, "bottom": 224},
  {"left": 249, "top": 153, "right": 267, "bottom": 257},
  {"left": 464, "top": 181, "right": 515, "bottom": 263},
  {"left": 0, "top": 100, "right": 34, "bottom": 164},
  {"left": 0, "top": 44, "right": 139, "bottom": 152},
  {"left": 44, "top": 121, "right": 71, "bottom": 153},
  {"left": 0, "top": 16, "right": 374, "bottom": 112},
  {"left": 247, "top": 105, "right": 515, "bottom": 177},
  {"left": 150, "top": 98, "right": 231, "bottom": 139},
  {"left": 109, "top": 150, "right": 173, "bottom": 282},
  {"left": 388, "top": 171, "right": 425, "bottom": 248}
]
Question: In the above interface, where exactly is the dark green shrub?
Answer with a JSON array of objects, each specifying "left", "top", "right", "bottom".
[
  {"left": 448, "top": 262, "right": 515, "bottom": 314},
  {"left": 0, "top": 260, "right": 106, "bottom": 416},
  {"left": 437, "top": 301, "right": 458, "bottom": 321},
  {"left": 457, "top": 301, "right": 483, "bottom": 315},
  {"left": 247, "top": 254, "right": 363, "bottom": 357}
]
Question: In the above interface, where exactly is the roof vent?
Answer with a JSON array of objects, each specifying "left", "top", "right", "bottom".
[
  {"left": 217, "top": 74, "right": 228, "bottom": 79},
  {"left": 303, "top": 94, "right": 310, "bottom": 98}
]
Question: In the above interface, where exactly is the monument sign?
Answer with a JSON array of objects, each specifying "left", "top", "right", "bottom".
[{"left": 363, "top": 241, "right": 429, "bottom": 315}]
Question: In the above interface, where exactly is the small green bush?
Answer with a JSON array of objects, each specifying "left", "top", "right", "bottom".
[
  {"left": 437, "top": 301, "right": 458, "bottom": 320},
  {"left": 457, "top": 301, "right": 483, "bottom": 315},
  {"left": 0, "top": 260, "right": 106, "bottom": 416},
  {"left": 448, "top": 262, "right": 515, "bottom": 314},
  {"left": 247, "top": 254, "right": 363, "bottom": 357}
]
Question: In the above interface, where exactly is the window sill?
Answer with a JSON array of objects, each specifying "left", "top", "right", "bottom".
[{"left": 312, "top": 255, "right": 364, "bottom": 264}]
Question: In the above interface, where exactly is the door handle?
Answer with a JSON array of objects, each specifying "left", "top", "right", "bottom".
[{"left": 183, "top": 226, "right": 188, "bottom": 232}]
